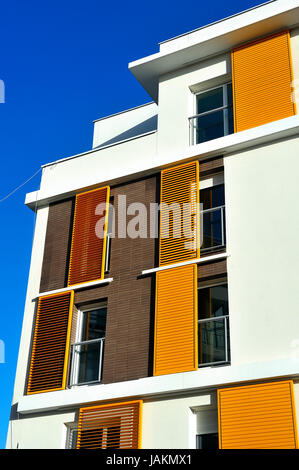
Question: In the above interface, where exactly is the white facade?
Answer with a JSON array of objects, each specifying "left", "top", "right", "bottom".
[{"left": 7, "top": 0, "right": 299, "bottom": 449}]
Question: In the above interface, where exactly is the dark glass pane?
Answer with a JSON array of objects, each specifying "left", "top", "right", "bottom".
[
  {"left": 197, "top": 87, "right": 223, "bottom": 114},
  {"left": 77, "top": 341, "right": 101, "bottom": 383},
  {"left": 211, "top": 285, "right": 228, "bottom": 317},
  {"left": 200, "top": 185, "right": 225, "bottom": 211},
  {"left": 202, "top": 209, "right": 223, "bottom": 249},
  {"left": 196, "top": 433, "right": 219, "bottom": 449},
  {"left": 81, "top": 307, "right": 107, "bottom": 341},
  {"left": 198, "top": 317, "right": 227, "bottom": 364},
  {"left": 196, "top": 110, "right": 224, "bottom": 144}
]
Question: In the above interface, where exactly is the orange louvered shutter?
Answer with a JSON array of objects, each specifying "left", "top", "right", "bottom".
[
  {"left": 218, "top": 381, "right": 299, "bottom": 449},
  {"left": 153, "top": 264, "right": 198, "bottom": 376},
  {"left": 27, "top": 291, "right": 74, "bottom": 394},
  {"left": 77, "top": 401, "right": 142, "bottom": 449},
  {"left": 232, "top": 30, "right": 296, "bottom": 133},
  {"left": 159, "top": 161, "right": 199, "bottom": 266},
  {"left": 68, "top": 186, "right": 110, "bottom": 286}
]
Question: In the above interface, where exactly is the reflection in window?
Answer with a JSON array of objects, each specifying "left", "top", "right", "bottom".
[{"left": 198, "top": 284, "right": 230, "bottom": 366}]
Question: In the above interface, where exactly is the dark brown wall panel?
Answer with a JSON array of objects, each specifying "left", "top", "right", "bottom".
[
  {"left": 75, "top": 176, "right": 157, "bottom": 384},
  {"left": 40, "top": 199, "right": 74, "bottom": 293}
]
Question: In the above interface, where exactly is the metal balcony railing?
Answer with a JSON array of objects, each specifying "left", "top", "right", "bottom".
[
  {"left": 189, "top": 104, "right": 233, "bottom": 146},
  {"left": 69, "top": 337, "right": 105, "bottom": 386},
  {"left": 198, "top": 315, "right": 230, "bottom": 367},
  {"left": 201, "top": 205, "right": 226, "bottom": 253}
]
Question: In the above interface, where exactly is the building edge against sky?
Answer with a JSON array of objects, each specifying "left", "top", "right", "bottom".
[{"left": 6, "top": 0, "right": 299, "bottom": 449}]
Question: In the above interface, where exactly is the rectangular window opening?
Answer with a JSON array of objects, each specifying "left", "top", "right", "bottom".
[
  {"left": 189, "top": 83, "right": 234, "bottom": 145},
  {"left": 69, "top": 303, "right": 107, "bottom": 386},
  {"left": 197, "top": 281, "right": 230, "bottom": 368}
]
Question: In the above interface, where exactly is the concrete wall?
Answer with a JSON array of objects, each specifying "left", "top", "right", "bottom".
[
  {"left": 225, "top": 135, "right": 299, "bottom": 366},
  {"left": 6, "top": 411, "right": 75, "bottom": 449},
  {"left": 157, "top": 53, "right": 230, "bottom": 156}
]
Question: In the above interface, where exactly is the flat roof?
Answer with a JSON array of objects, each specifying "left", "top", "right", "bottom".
[{"left": 129, "top": 0, "right": 299, "bottom": 101}]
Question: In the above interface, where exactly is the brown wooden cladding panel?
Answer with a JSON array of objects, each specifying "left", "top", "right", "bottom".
[
  {"left": 197, "top": 259, "right": 227, "bottom": 280},
  {"left": 199, "top": 157, "right": 223, "bottom": 177},
  {"left": 40, "top": 198, "right": 74, "bottom": 293},
  {"left": 75, "top": 176, "right": 157, "bottom": 384}
]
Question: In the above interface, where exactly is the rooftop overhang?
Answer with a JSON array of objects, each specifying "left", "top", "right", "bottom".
[{"left": 129, "top": 0, "right": 299, "bottom": 101}]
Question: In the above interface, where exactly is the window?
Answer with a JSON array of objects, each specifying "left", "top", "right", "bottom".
[
  {"left": 193, "top": 407, "right": 219, "bottom": 449},
  {"left": 69, "top": 303, "right": 107, "bottom": 386},
  {"left": 198, "top": 282, "right": 230, "bottom": 367},
  {"left": 189, "top": 84, "right": 234, "bottom": 145},
  {"left": 196, "top": 433, "right": 219, "bottom": 449},
  {"left": 200, "top": 183, "right": 226, "bottom": 253}
]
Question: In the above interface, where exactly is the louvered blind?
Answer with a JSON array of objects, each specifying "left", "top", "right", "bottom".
[
  {"left": 68, "top": 186, "right": 110, "bottom": 286},
  {"left": 218, "top": 381, "right": 299, "bottom": 449},
  {"left": 159, "top": 161, "right": 199, "bottom": 266},
  {"left": 154, "top": 264, "right": 198, "bottom": 376},
  {"left": 232, "top": 30, "right": 296, "bottom": 133},
  {"left": 27, "top": 291, "right": 74, "bottom": 394},
  {"left": 77, "top": 401, "right": 142, "bottom": 449}
]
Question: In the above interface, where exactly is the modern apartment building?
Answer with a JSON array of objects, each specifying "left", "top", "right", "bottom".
[{"left": 6, "top": 0, "right": 299, "bottom": 449}]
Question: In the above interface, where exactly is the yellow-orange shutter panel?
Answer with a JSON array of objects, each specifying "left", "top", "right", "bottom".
[
  {"left": 68, "top": 186, "right": 110, "bottom": 286},
  {"left": 218, "top": 381, "right": 299, "bottom": 449},
  {"left": 232, "top": 30, "right": 296, "bottom": 133},
  {"left": 27, "top": 291, "right": 74, "bottom": 394},
  {"left": 77, "top": 401, "right": 142, "bottom": 449},
  {"left": 154, "top": 264, "right": 198, "bottom": 376},
  {"left": 159, "top": 161, "right": 199, "bottom": 266}
]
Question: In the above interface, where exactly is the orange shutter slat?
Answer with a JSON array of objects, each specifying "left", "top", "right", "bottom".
[
  {"left": 232, "top": 30, "right": 296, "bottom": 133},
  {"left": 218, "top": 381, "right": 299, "bottom": 449},
  {"left": 159, "top": 161, "right": 199, "bottom": 266},
  {"left": 77, "top": 401, "right": 142, "bottom": 449},
  {"left": 153, "top": 264, "right": 198, "bottom": 376},
  {"left": 68, "top": 186, "right": 110, "bottom": 286},
  {"left": 27, "top": 291, "right": 74, "bottom": 394}
]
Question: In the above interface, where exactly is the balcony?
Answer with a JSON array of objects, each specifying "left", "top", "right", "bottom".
[
  {"left": 198, "top": 315, "right": 230, "bottom": 367},
  {"left": 201, "top": 205, "right": 226, "bottom": 253},
  {"left": 69, "top": 338, "right": 105, "bottom": 386}
]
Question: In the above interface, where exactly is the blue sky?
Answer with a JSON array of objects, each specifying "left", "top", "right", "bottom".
[{"left": 0, "top": 0, "right": 269, "bottom": 448}]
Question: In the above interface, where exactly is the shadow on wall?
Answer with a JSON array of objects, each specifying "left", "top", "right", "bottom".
[{"left": 96, "top": 115, "right": 158, "bottom": 148}]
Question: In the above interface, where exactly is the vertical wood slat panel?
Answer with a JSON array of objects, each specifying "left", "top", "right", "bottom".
[
  {"left": 218, "top": 381, "right": 299, "bottom": 449},
  {"left": 27, "top": 291, "right": 74, "bottom": 394},
  {"left": 153, "top": 264, "right": 198, "bottom": 376},
  {"left": 77, "top": 401, "right": 142, "bottom": 449},
  {"left": 68, "top": 186, "right": 110, "bottom": 286},
  {"left": 232, "top": 30, "right": 296, "bottom": 133},
  {"left": 159, "top": 161, "right": 199, "bottom": 266}
]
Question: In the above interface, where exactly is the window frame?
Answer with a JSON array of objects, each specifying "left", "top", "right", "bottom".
[
  {"left": 197, "top": 280, "right": 230, "bottom": 368},
  {"left": 189, "top": 82, "right": 233, "bottom": 145},
  {"left": 69, "top": 302, "right": 107, "bottom": 387}
]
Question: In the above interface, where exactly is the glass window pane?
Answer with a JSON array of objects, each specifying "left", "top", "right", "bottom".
[
  {"left": 198, "top": 317, "right": 227, "bottom": 364},
  {"left": 196, "top": 110, "right": 224, "bottom": 144},
  {"left": 211, "top": 285, "right": 228, "bottom": 317},
  {"left": 196, "top": 433, "right": 219, "bottom": 449},
  {"left": 200, "top": 184, "right": 225, "bottom": 211},
  {"left": 197, "top": 87, "right": 223, "bottom": 114},
  {"left": 77, "top": 341, "right": 102, "bottom": 384},
  {"left": 81, "top": 307, "right": 107, "bottom": 341}
]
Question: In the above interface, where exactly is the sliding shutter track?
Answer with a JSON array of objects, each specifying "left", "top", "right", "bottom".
[
  {"left": 27, "top": 291, "right": 74, "bottom": 394},
  {"left": 77, "top": 401, "right": 142, "bottom": 449},
  {"left": 232, "top": 30, "right": 296, "bottom": 133},
  {"left": 159, "top": 161, "right": 199, "bottom": 266},
  {"left": 68, "top": 186, "right": 110, "bottom": 286}
]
